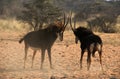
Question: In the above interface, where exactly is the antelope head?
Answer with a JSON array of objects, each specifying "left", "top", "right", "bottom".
[{"left": 56, "top": 13, "right": 69, "bottom": 41}]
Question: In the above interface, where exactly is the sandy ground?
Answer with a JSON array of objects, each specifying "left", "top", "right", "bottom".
[{"left": 0, "top": 31, "right": 120, "bottom": 79}]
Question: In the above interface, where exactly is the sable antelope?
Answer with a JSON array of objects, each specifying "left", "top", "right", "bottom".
[
  {"left": 69, "top": 13, "right": 103, "bottom": 70},
  {"left": 19, "top": 13, "right": 69, "bottom": 69}
]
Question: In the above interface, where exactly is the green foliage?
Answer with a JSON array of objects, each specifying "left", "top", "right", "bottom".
[
  {"left": 53, "top": 0, "right": 120, "bottom": 32},
  {"left": 87, "top": 17, "right": 117, "bottom": 33},
  {"left": 0, "top": 0, "right": 119, "bottom": 32},
  {"left": 0, "top": 0, "right": 23, "bottom": 17},
  {"left": 18, "top": 0, "right": 62, "bottom": 30},
  {"left": 73, "top": 1, "right": 120, "bottom": 33}
]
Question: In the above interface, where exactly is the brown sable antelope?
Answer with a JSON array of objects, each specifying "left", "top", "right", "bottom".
[
  {"left": 69, "top": 12, "right": 103, "bottom": 70},
  {"left": 19, "top": 13, "right": 69, "bottom": 69}
]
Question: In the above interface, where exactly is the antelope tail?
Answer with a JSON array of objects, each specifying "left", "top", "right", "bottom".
[
  {"left": 92, "top": 43, "right": 102, "bottom": 57},
  {"left": 19, "top": 38, "right": 24, "bottom": 43}
]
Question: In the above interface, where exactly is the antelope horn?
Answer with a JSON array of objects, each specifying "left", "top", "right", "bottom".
[
  {"left": 63, "top": 15, "right": 69, "bottom": 32},
  {"left": 63, "top": 12, "right": 66, "bottom": 27},
  {"left": 74, "top": 18, "right": 76, "bottom": 29},
  {"left": 69, "top": 11, "right": 74, "bottom": 31}
]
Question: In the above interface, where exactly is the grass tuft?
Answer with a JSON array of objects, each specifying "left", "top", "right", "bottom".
[{"left": 0, "top": 18, "right": 30, "bottom": 32}]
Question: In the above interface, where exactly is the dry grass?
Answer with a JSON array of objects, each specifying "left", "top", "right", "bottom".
[
  {"left": 0, "top": 18, "right": 30, "bottom": 32},
  {"left": 0, "top": 18, "right": 120, "bottom": 33}
]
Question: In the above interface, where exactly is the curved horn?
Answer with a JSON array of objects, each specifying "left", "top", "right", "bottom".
[
  {"left": 63, "top": 16, "right": 69, "bottom": 32},
  {"left": 69, "top": 11, "right": 74, "bottom": 31},
  {"left": 61, "top": 12, "right": 69, "bottom": 32},
  {"left": 74, "top": 18, "right": 76, "bottom": 29},
  {"left": 63, "top": 12, "right": 66, "bottom": 26}
]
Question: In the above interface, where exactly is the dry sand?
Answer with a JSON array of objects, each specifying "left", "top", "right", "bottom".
[{"left": 0, "top": 31, "right": 120, "bottom": 79}]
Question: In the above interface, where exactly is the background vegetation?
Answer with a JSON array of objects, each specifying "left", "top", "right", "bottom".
[{"left": 0, "top": 0, "right": 120, "bottom": 32}]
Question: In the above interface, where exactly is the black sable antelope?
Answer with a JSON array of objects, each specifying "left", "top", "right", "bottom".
[
  {"left": 19, "top": 14, "right": 69, "bottom": 69},
  {"left": 69, "top": 13, "right": 103, "bottom": 70}
]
